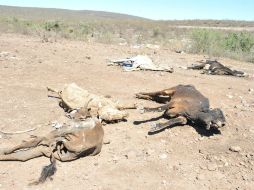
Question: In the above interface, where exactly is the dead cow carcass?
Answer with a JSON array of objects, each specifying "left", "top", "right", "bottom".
[
  {"left": 109, "top": 55, "right": 173, "bottom": 72},
  {"left": 47, "top": 83, "right": 136, "bottom": 122},
  {"left": 0, "top": 118, "right": 104, "bottom": 184},
  {"left": 136, "top": 85, "right": 226, "bottom": 133},
  {"left": 188, "top": 59, "right": 246, "bottom": 77}
]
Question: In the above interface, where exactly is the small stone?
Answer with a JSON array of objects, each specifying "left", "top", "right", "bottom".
[
  {"left": 125, "top": 150, "right": 136, "bottom": 159},
  {"left": 51, "top": 121, "right": 63, "bottom": 129},
  {"left": 229, "top": 146, "right": 241, "bottom": 152},
  {"left": 145, "top": 149, "right": 154, "bottom": 156},
  {"left": 226, "top": 94, "right": 233, "bottom": 99},
  {"left": 199, "top": 165, "right": 207, "bottom": 170},
  {"left": 103, "top": 139, "right": 111, "bottom": 144},
  {"left": 249, "top": 127, "right": 254, "bottom": 133},
  {"left": 159, "top": 153, "right": 167, "bottom": 160},
  {"left": 161, "top": 180, "right": 167, "bottom": 185},
  {"left": 207, "top": 163, "right": 217, "bottom": 171},
  {"left": 112, "top": 155, "right": 119, "bottom": 163},
  {"left": 248, "top": 88, "right": 254, "bottom": 93},
  {"left": 242, "top": 175, "right": 248, "bottom": 181},
  {"left": 82, "top": 175, "right": 89, "bottom": 180},
  {"left": 196, "top": 174, "right": 205, "bottom": 180}
]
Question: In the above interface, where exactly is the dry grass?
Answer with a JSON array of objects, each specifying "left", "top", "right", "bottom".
[{"left": 0, "top": 5, "right": 254, "bottom": 63}]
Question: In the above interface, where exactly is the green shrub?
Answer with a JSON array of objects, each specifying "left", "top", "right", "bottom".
[
  {"left": 189, "top": 29, "right": 254, "bottom": 62},
  {"left": 44, "top": 21, "right": 60, "bottom": 32},
  {"left": 224, "top": 32, "right": 254, "bottom": 52}
]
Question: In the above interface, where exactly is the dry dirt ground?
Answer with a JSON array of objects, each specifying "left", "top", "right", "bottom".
[{"left": 0, "top": 33, "right": 254, "bottom": 190}]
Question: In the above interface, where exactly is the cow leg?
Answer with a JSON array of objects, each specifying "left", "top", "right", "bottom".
[
  {"left": 143, "top": 102, "right": 173, "bottom": 113},
  {"left": 136, "top": 88, "right": 175, "bottom": 98},
  {"left": 149, "top": 116, "right": 187, "bottom": 133},
  {"left": 0, "top": 146, "right": 50, "bottom": 161},
  {"left": 187, "top": 63, "right": 206, "bottom": 70},
  {"left": 98, "top": 106, "right": 128, "bottom": 121},
  {"left": 1, "top": 137, "right": 44, "bottom": 155},
  {"left": 116, "top": 103, "right": 137, "bottom": 110},
  {"left": 136, "top": 88, "right": 176, "bottom": 103}
]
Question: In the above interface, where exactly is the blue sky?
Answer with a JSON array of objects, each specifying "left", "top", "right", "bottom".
[{"left": 0, "top": 0, "right": 253, "bottom": 21}]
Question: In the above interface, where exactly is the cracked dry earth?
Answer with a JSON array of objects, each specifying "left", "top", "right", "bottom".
[{"left": 0, "top": 33, "right": 254, "bottom": 190}]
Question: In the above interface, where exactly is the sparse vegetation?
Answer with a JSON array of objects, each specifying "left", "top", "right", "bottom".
[
  {"left": 189, "top": 29, "right": 254, "bottom": 62},
  {"left": 0, "top": 5, "right": 254, "bottom": 63}
]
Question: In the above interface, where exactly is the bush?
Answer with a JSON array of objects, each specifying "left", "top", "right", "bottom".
[
  {"left": 224, "top": 32, "right": 254, "bottom": 52},
  {"left": 44, "top": 21, "right": 60, "bottom": 32},
  {"left": 189, "top": 29, "right": 254, "bottom": 62}
]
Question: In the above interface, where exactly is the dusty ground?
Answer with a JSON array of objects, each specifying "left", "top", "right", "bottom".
[{"left": 0, "top": 33, "right": 254, "bottom": 190}]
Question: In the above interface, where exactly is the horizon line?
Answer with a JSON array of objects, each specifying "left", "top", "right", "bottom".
[{"left": 1, "top": 4, "right": 254, "bottom": 22}]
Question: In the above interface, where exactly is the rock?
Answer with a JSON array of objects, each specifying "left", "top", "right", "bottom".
[
  {"left": 242, "top": 175, "right": 248, "bottom": 181},
  {"left": 196, "top": 174, "right": 205, "bottom": 180},
  {"left": 159, "top": 153, "right": 167, "bottom": 160},
  {"left": 248, "top": 88, "right": 254, "bottom": 94},
  {"left": 145, "top": 149, "right": 154, "bottom": 156},
  {"left": 226, "top": 94, "right": 233, "bottom": 99},
  {"left": 199, "top": 165, "right": 207, "bottom": 170},
  {"left": 220, "top": 157, "right": 229, "bottom": 166},
  {"left": 249, "top": 127, "right": 254, "bottom": 134},
  {"left": 51, "top": 121, "right": 63, "bottom": 129},
  {"left": 112, "top": 155, "right": 119, "bottom": 163},
  {"left": 229, "top": 146, "right": 242, "bottom": 152},
  {"left": 125, "top": 150, "right": 137, "bottom": 159},
  {"left": 161, "top": 180, "right": 167, "bottom": 185},
  {"left": 207, "top": 163, "right": 217, "bottom": 171},
  {"left": 239, "top": 162, "right": 247, "bottom": 167},
  {"left": 82, "top": 175, "right": 89, "bottom": 180},
  {"left": 103, "top": 139, "right": 111, "bottom": 144}
]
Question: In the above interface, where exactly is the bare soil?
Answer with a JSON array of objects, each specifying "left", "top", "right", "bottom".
[{"left": 0, "top": 33, "right": 254, "bottom": 190}]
